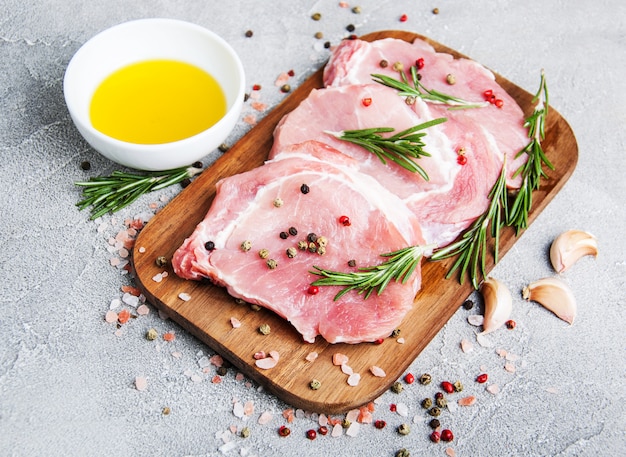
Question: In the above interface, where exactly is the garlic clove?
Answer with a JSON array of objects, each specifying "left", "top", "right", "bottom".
[
  {"left": 550, "top": 229, "right": 598, "bottom": 273},
  {"left": 522, "top": 277, "right": 577, "bottom": 324},
  {"left": 479, "top": 277, "right": 513, "bottom": 335}
]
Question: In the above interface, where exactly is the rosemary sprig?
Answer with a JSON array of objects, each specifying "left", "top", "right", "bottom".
[
  {"left": 75, "top": 165, "right": 202, "bottom": 219},
  {"left": 508, "top": 70, "right": 553, "bottom": 233},
  {"left": 325, "top": 117, "right": 447, "bottom": 179},
  {"left": 430, "top": 158, "right": 509, "bottom": 289},
  {"left": 372, "top": 65, "right": 488, "bottom": 109},
  {"left": 310, "top": 244, "right": 433, "bottom": 301}
]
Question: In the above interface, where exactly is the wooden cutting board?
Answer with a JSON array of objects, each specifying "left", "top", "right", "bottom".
[{"left": 131, "top": 30, "right": 578, "bottom": 414}]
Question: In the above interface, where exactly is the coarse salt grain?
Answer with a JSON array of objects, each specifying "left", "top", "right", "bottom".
[
  {"left": 333, "top": 353, "right": 349, "bottom": 366},
  {"left": 178, "top": 292, "right": 191, "bottom": 301},
  {"left": 269, "top": 350, "right": 280, "bottom": 361},
  {"left": 476, "top": 332, "right": 494, "bottom": 347},
  {"left": 346, "top": 421, "right": 360, "bottom": 437},
  {"left": 341, "top": 364, "right": 353, "bottom": 375},
  {"left": 460, "top": 338, "right": 474, "bottom": 353},
  {"left": 105, "top": 310, "right": 118, "bottom": 323},
  {"left": 397, "top": 337, "right": 405, "bottom": 344},
  {"left": 233, "top": 402, "right": 245, "bottom": 418},
  {"left": 244, "top": 401, "right": 254, "bottom": 416},
  {"left": 486, "top": 384, "right": 500, "bottom": 395},
  {"left": 136, "top": 304, "right": 150, "bottom": 315},
  {"left": 135, "top": 376, "right": 148, "bottom": 391},
  {"left": 198, "top": 356, "right": 211, "bottom": 368},
  {"left": 395, "top": 403, "right": 409, "bottom": 417},
  {"left": 109, "top": 298, "right": 121, "bottom": 310},
  {"left": 347, "top": 373, "right": 361, "bottom": 386},
  {"left": 331, "top": 423, "right": 343, "bottom": 437},
  {"left": 258, "top": 411, "right": 273, "bottom": 425},
  {"left": 255, "top": 357, "right": 277, "bottom": 370},
  {"left": 218, "top": 441, "right": 237, "bottom": 454},
  {"left": 504, "top": 361, "right": 516, "bottom": 373},
  {"left": 191, "top": 373, "right": 203, "bottom": 383},
  {"left": 468, "top": 315, "right": 484, "bottom": 326},
  {"left": 152, "top": 273, "right": 164, "bottom": 282},
  {"left": 369, "top": 366, "right": 386, "bottom": 377},
  {"left": 445, "top": 447, "right": 457, "bottom": 457},
  {"left": 305, "top": 351, "right": 318, "bottom": 362},
  {"left": 230, "top": 317, "right": 242, "bottom": 328},
  {"left": 138, "top": 246, "right": 146, "bottom": 253}
]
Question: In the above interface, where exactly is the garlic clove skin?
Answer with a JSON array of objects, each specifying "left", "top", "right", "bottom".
[
  {"left": 522, "top": 277, "right": 577, "bottom": 324},
  {"left": 550, "top": 229, "right": 598, "bottom": 273},
  {"left": 479, "top": 277, "right": 513, "bottom": 335}
]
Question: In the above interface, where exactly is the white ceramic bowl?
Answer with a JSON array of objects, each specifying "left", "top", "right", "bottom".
[{"left": 64, "top": 18, "right": 245, "bottom": 171}]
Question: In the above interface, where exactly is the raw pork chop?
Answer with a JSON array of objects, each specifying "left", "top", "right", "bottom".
[
  {"left": 323, "top": 37, "right": 529, "bottom": 188},
  {"left": 173, "top": 140, "right": 426, "bottom": 344},
  {"left": 270, "top": 83, "right": 502, "bottom": 247}
]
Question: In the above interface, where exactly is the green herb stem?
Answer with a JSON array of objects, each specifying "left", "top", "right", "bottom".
[
  {"left": 75, "top": 165, "right": 202, "bottom": 219},
  {"left": 325, "top": 117, "right": 447, "bottom": 178},
  {"left": 372, "top": 66, "right": 488, "bottom": 109},
  {"left": 508, "top": 70, "right": 553, "bottom": 233},
  {"left": 311, "top": 244, "right": 433, "bottom": 301},
  {"left": 430, "top": 158, "right": 509, "bottom": 289}
]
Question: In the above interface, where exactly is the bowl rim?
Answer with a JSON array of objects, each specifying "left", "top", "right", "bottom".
[{"left": 63, "top": 18, "right": 246, "bottom": 155}]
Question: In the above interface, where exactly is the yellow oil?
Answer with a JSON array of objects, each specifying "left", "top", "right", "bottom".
[{"left": 90, "top": 59, "right": 227, "bottom": 144}]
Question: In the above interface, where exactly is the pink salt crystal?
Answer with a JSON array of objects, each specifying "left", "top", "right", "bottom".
[
  {"left": 233, "top": 402, "right": 244, "bottom": 418},
  {"left": 235, "top": 373, "right": 245, "bottom": 381},
  {"left": 105, "top": 310, "right": 118, "bottom": 323},
  {"left": 251, "top": 102, "right": 267, "bottom": 112},
  {"left": 136, "top": 304, "right": 150, "bottom": 316},
  {"left": 229, "top": 425, "right": 238, "bottom": 434},
  {"left": 274, "top": 72, "right": 290, "bottom": 86},
  {"left": 346, "top": 421, "right": 360, "bottom": 437},
  {"left": 243, "top": 114, "right": 257, "bottom": 125},
  {"left": 244, "top": 401, "right": 254, "bottom": 416},
  {"left": 397, "top": 337, "right": 405, "bottom": 344},
  {"left": 230, "top": 317, "right": 242, "bottom": 328},
  {"left": 171, "top": 351, "right": 182, "bottom": 359},
  {"left": 110, "top": 257, "right": 121, "bottom": 267},
  {"left": 255, "top": 357, "right": 277, "bottom": 370},
  {"left": 505, "top": 352, "right": 520, "bottom": 362},
  {"left": 258, "top": 411, "right": 273, "bottom": 425},
  {"left": 253, "top": 351, "right": 266, "bottom": 360},
  {"left": 460, "top": 338, "right": 474, "bottom": 353},
  {"left": 269, "top": 350, "right": 280, "bottom": 361},
  {"left": 152, "top": 273, "right": 164, "bottom": 282},
  {"left": 118, "top": 248, "right": 129, "bottom": 258},
  {"left": 446, "top": 447, "right": 457, "bottom": 457},
  {"left": 305, "top": 352, "right": 318, "bottom": 362},
  {"left": 178, "top": 292, "right": 191, "bottom": 301},
  {"left": 212, "top": 375, "right": 222, "bottom": 383},
  {"left": 369, "top": 366, "right": 386, "bottom": 377},
  {"left": 331, "top": 423, "right": 343, "bottom": 437},
  {"left": 458, "top": 395, "right": 477, "bottom": 406},
  {"left": 467, "top": 315, "right": 484, "bottom": 326},
  {"left": 504, "top": 361, "right": 516, "bottom": 373},
  {"left": 339, "top": 1, "right": 349, "bottom": 7},
  {"left": 318, "top": 414, "right": 328, "bottom": 426},
  {"left": 332, "top": 353, "right": 349, "bottom": 366},
  {"left": 545, "top": 387, "right": 559, "bottom": 394},
  {"left": 476, "top": 332, "right": 494, "bottom": 347},
  {"left": 114, "top": 328, "right": 123, "bottom": 337},
  {"left": 210, "top": 354, "right": 224, "bottom": 367},
  {"left": 347, "top": 373, "right": 361, "bottom": 386},
  {"left": 341, "top": 364, "right": 353, "bottom": 375},
  {"left": 346, "top": 409, "right": 359, "bottom": 423},
  {"left": 135, "top": 376, "right": 148, "bottom": 391},
  {"left": 496, "top": 348, "right": 508, "bottom": 358},
  {"left": 486, "top": 384, "right": 500, "bottom": 395}
]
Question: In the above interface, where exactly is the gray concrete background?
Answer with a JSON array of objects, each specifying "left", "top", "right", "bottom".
[{"left": 1, "top": 1, "right": 624, "bottom": 456}]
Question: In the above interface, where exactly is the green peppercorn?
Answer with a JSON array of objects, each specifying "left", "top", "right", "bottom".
[
  {"left": 454, "top": 380, "right": 464, "bottom": 392},
  {"left": 273, "top": 197, "right": 283, "bottom": 207},
  {"left": 286, "top": 247, "right": 297, "bottom": 259},
  {"left": 311, "top": 12, "right": 321, "bottom": 21},
  {"left": 280, "top": 84, "right": 291, "bottom": 93},
  {"left": 428, "top": 418, "right": 441, "bottom": 429},
  {"left": 309, "top": 379, "right": 321, "bottom": 390},
  {"left": 162, "top": 406, "right": 171, "bottom": 415},
  {"left": 250, "top": 304, "right": 261, "bottom": 311},
  {"left": 308, "top": 243, "right": 317, "bottom": 253},
  {"left": 241, "top": 240, "right": 252, "bottom": 252},
  {"left": 436, "top": 396, "right": 447, "bottom": 408},
  {"left": 258, "top": 324, "right": 271, "bottom": 335},
  {"left": 391, "top": 328, "right": 401, "bottom": 338},
  {"left": 258, "top": 249, "right": 269, "bottom": 259},
  {"left": 391, "top": 381, "right": 403, "bottom": 393},
  {"left": 446, "top": 73, "right": 456, "bottom": 85},
  {"left": 314, "top": 31, "right": 323, "bottom": 39},
  {"left": 218, "top": 143, "right": 229, "bottom": 152},
  {"left": 342, "top": 419, "right": 351, "bottom": 428},
  {"left": 352, "top": 6, "right": 362, "bottom": 14},
  {"left": 419, "top": 373, "right": 432, "bottom": 385},
  {"left": 428, "top": 407, "right": 441, "bottom": 417},
  {"left": 297, "top": 240, "right": 308, "bottom": 250},
  {"left": 146, "top": 328, "right": 158, "bottom": 341},
  {"left": 155, "top": 256, "right": 168, "bottom": 267},
  {"left": 397, "top": 423, "right": 410, "bottom": 435},
  {"left": 421, "top": 398, "right": 433, "bottom": 409},
  {"left": 395, "top": 449, "right": 410, "bottom": 457},
  {"left": 316, "top": 246, "right": 326, "bottom": 256},
  {"left": 266, "top": 259, "right": 278, "bottom": 269},
  {"left": 316, "top": 235, "right": 327, "bottom": 247},
  {"left": 240, "top": 427, "right": 251, "bottom": 438}
]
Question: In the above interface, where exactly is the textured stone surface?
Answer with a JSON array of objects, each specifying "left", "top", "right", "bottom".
[{"left": 1, "top": 1, "right": 625, "bottom": 456}]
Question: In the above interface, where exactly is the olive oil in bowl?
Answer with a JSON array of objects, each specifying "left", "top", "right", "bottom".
[{"left": 90, "top": 59, "right": 227, "bottom": 144}]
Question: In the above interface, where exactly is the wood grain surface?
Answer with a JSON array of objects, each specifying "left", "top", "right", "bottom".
[{"left": 131, "top": 30, "right": 578, "bottom": 414}]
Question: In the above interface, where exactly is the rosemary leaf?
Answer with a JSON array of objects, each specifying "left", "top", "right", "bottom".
[
  {"left": 508, "top": 70, "right": 554, "bottom": 234},
  {"left": 430, "top": 159, "right": 509, "bottom": 289},
  {"left": 75, "top": 165, "right": 202, "bottom": 219},
  {"left": 311, "top": 244, "right": 432, "bottom": 301},
  {"left": 325, "top": 117, "right": 446, "bottom": 178},
  {"left": 372, "top": 65, "right": 488, "bottom": 109}
]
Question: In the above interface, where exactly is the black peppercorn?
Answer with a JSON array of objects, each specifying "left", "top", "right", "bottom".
[
  {"left": 300, "top": 183, "right": 310, "bottom": 194},
  {"left": 205, "top": 241, "right": 215, "bottom": 251}
]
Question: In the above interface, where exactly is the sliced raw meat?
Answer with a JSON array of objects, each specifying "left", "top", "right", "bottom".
[
  {"left": 323, "top": 37, "right": 529, "bottom": 187},
  {"left": 173, "top": 140, "right": 425, "bottom": 344},
  {"left": 270, "top": 83, "right": 501, "bottom": 246}
]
